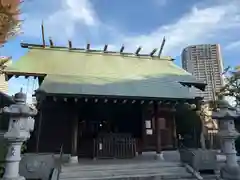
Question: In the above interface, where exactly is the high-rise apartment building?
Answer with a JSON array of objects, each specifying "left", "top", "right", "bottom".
[{"left": 181, "top": 44, "right": 224, "bottom": 101}]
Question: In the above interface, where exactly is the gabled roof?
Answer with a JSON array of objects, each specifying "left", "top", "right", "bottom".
[
  {"left": 5, "top": 45, "right": 206, "bottom": 99},
  {"left": 6, "top": 47, "right": 189, "bottom": 78},
  {"left": 37, "top": 74, "right": 201, "bottom": 100},
  {"left": 0, "top": 91, "right": 14, "bottom": 108}
]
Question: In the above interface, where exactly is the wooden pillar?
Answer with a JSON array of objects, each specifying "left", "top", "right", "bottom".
[
  {"left": 172, "top": 114, "right": 178, "bottom": 149},
  {"left": 36, "top": 110, "right": 43, "bottom": 153},
  {"left": 138, "top": 105, "right": 145, "bottom": 155},
  {"left": 70, "top": 113, "right": 79, "bottom": 163},
  {"left": 154, "top": 102, "right": 162, "bottom": 158},
  {"left": 35, "top": 97, "right": 45, "bottom": 153}
]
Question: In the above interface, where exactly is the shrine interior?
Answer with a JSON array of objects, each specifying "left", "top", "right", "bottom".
[{"left": 79, "top": 102, "right": 142, "bottom": 137}]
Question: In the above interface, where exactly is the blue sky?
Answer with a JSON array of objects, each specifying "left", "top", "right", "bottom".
[{"left": 1, "top": 0, "right": 240, "bottom": 101}]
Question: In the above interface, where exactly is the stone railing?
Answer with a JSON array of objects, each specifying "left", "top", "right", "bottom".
[{"left": 179, "top": 148, "right": 218, "bottom": 172}]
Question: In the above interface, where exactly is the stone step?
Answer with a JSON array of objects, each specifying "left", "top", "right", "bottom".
[
  {"left": 60, "top": 167, "right": 188, "bottom": 179},
  {"left": 201, "top": 174, "right": 219, "bottom": 180},
  {"left": 61, "top": 162, "right": 182, "bottom": 172},
  {"left": 60, "top": 174, "right": 194, "bottom": 180},
  {"left": 60, "top": 162, "right": 193, "bottom": 180}
]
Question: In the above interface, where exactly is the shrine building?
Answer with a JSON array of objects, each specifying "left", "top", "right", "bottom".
[{"left": 3, "top": 41, "right": 206, "bottom": 159}]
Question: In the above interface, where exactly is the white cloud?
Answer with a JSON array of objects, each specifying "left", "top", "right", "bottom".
[
  {"left": 22, "top": 0, "right": 98, "bottom": 41},
  {"left": 225, "top": 41, "right": 240, "bottom": 51},
  {"left": 119, "top": 2, "right": 240, "bottom": 57},
  {"left": 65, "top": 0, "right": 97, "bottom": 26},
  {"left": 153, "top": 0, "right": 167, "bottom": 6},
  {"left": 22, "top": 0, "right": 240, "bottom": 57}
]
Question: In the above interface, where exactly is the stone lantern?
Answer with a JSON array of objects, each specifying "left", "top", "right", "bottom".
[
  {"left": 1, "top": 90, "right": 37, "bottom": 180},
  {"left": 212, "top": 98, "right": 240, "bottom": 180}
]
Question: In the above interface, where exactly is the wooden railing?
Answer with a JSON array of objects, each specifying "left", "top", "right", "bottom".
[{"left": 93, "top": 133, "right": 136, "bottom": 159}]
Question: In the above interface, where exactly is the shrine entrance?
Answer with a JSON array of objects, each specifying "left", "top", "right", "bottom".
[{"left": 77, "top": 101, "right": 142, "bottom": 158}]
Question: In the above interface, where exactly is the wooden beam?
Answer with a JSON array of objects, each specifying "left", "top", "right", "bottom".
[
  {"left": 135, "top": 47, "right": 142, "bottom": 56},
  {"left": 158, "top": 36, "right": 166, "bottom": 57},
  {"left": 103, "top": 44, "right": 108, "bottom": 52},
  {"left": 120, "top": 45, "right": 124, "bottom": 53},
  {"left": 86, "top": 43, "right": 90, "bottom": 51},
  {"left": 49, "top": 37, "right": 54, "bottom": 47},
  {"left": 41, "top": 22, "right": 46, "bottom": 48},
  {"left": 150, "top": 48, "right": 157, "bottom": 57},
  {"left": 68, "top": 40, "right": 72, "bottom": 49}
]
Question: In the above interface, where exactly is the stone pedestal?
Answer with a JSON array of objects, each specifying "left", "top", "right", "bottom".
[
  {"left": 1, "top": 91, "right": 37, "bottom": 180},
  {"left": 212, "top": 98, "right": 240, "bottom": 180}
]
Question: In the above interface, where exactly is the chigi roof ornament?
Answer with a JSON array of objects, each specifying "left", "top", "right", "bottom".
[{"left": 20, "top": 23, "right": 173, "bottom": 60}]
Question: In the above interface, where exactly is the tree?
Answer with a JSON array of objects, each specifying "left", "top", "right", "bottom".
[
  {"left": 196, "top": 105, "right": 208, "bottom": 149},
  {"left": 0, "top": 0, "right": 22, "bottom": 75},
  {"left": 0, "top": 0, "right": 22, "bottom": 177},
  {"left": 0, "top": 0, "right": 22, "bottom": 44},
  {"left": 0, "top": 56, "right": 11, "bottom": 74},
  {"left": 197, "top": 101, "right": 219, "bottom": 149},
  {"left": 175, "top": 103, "right": 202, "bottom": 148},
  {"left": 219, "top": 66, "right": 240, "bottom": 107}
]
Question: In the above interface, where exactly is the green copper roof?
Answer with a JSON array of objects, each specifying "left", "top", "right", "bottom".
[
  {"left": 6, "top": 47, "right": 191, "bottom": 79},
  {"left": 5, "top": 46, "right": 205, "bottom": 99},
  {"left": 38, "top": 74, "right": 200, "bottom": 99}
]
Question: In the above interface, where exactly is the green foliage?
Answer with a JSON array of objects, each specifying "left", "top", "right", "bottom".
[
  {"left": 0, "top": 57, "right": 11, "bottom": 74},
  {"left": 0, "top": 163, "right": 4, "bottom": 178},
  {"left": 219, "top": 67, "right": 240, "bottom": 107},
  {"left": 175, "top": 104, "right": 202, "bottom": 148},
  {"left": 235, "top": 120, "right": 240, "bottom": 155},
  {"left": 21, "top": 142, "right": 27, "bottom": 154},
  {"left": 235, "top": 136, "right": 240, "bottom": 156}
]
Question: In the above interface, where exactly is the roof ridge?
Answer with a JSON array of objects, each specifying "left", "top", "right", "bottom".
[{"left": 21, "top": 43, "right": 174, "bottom": 61}]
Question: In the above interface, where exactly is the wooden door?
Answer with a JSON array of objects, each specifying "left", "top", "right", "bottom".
[
  {"left": 143, "top": 118, "right": 156, "bottom": 151},
  {"left": 142, "top": 117, "right": 174, "bottom": 151}
]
